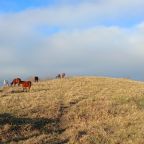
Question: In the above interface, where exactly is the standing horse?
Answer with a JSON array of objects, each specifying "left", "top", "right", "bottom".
[
  {"left": 3, "top": 80, "right": 9, "bottom": 87},
  {"left": 19, "top": 81, "right": 32, "bottom": 92},
  {"left": 34, "top": 76, "right": 39, "bottom": 82},
  {"left": 11, "top": 78, "right": 21, "bottom": 86},
  {"left": 61, "top": 73, "right": 66, "bottom": 78},
  {"left": 56, "top": 73, "right": 66, "bottom": 79},
  {"left": 56, "top": 74, "right": 61, "bottom": 79}
]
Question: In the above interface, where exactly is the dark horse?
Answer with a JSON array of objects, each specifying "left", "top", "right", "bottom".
[
  {"left": 34, "top": 76, "right": 39, "bottom": 82},
  {"left": 19, "top": 81, "right": 32, "bottom": 91},
  {"left": 11, "top": 78, "right": 21, "bottom": 86},
  {"left": 56, "top": 73, "right": 66, "bottom": 79}
]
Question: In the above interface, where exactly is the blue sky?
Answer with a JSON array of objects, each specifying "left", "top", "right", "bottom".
[
  {"left": 0, "top": 0, "right": 144, "bottom": 81},
  {"left": 0, "top": 0, "right": 55, "bottom": 12}
]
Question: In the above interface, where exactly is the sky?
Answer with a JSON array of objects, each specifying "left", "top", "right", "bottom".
[{"left": 0, "top": 0, "right": 144, "bottom": 82}]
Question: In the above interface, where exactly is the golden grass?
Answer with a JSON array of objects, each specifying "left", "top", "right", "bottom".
[{"left": 0, "top": 76, "right": 144, "bottom": 144}]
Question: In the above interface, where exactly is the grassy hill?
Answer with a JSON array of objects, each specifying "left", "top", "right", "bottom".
[{"left": 0, "top": 77, "right": 144, "bottom": 144}]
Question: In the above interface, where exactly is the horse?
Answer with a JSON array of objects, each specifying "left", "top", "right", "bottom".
[
  {"left": 34, "top": 76, "right": 39, "bottom": 82},
  {"left": 19, "top": 81, "right": 32, "bottom": 91},
  {"left": 3, "top": 80, "right": 9, "bottom": 87},
  {"left": 61, "top": 73, "right": 66, "bottom": 78},
  {"left": 11, "top": 78, "right": 21, "bottom": 86},
  {"left": 56, "top": 73, "right": 66, "bottom": 79},
  {"left": 56, "top": 74, "right": 61, "bottom": 79}
]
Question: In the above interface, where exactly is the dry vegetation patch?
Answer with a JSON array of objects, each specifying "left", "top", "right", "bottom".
[{"left": 0, "top": 77, "right": 144, "bottom": 144}]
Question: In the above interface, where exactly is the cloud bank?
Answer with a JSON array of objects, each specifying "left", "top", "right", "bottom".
[{"left": 0, "top": 0, "right": 144, "bottom": 80}]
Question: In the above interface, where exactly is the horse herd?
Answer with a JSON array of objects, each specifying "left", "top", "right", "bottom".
[
  {"left": 2, "top": 73, "right": 66, "bottom": 92},
  {"left": 56, "top": 73, "right": 66, "bottom": 78},
  {"left": 10, "top": 78, "right": 32, "bottom": 92}
]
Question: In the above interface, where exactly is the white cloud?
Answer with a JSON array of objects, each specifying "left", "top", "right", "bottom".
[
  {"left": 33, "top": 24, "right": 144, "bottom": 77},
  {"left": 0, "top": 48, "right": 17, "bottom": 63},
  {"left": 0, "top": 1, "right": 144, "bottom": 79},
  {"left": 1, "top": 0, "right": 144, "bottom": 29}
]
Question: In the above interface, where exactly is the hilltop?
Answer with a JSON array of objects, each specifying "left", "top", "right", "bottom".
[{"left": 0, "top": 77, "right": 144, "bottom": 144}]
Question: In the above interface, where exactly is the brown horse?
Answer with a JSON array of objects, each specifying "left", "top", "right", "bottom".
[
  {"left": 19, "top": 81, "right": 32, "bottom": 91},
  {"left": 11, "top": 78, "right": 21, "bottom": 86}
]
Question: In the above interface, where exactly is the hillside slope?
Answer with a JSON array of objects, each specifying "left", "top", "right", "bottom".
[{"left": 0, "top": 77, "right": 144, "bottom": 144}]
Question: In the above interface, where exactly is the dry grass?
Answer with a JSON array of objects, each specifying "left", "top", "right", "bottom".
[{"left": 0, "top": 76, "right": 144, "bottom": 144}]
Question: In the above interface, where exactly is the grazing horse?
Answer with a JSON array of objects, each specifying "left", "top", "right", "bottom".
[
  {"left": 19, "top": 81, "right": 32, "bottom": 91},
  {"left": 34, "top": 76, "right": 39, "bottom": 82},
  {"left": 11, "top": 78, "right": 21, "bottom": 86}
]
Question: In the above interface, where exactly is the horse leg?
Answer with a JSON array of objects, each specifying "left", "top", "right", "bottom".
[
  {"left": 28, "top": 87, "right": 30, "bottom": 92},
  {"left": 23, "top": 87, "right": 25, "bottom": 92}
]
